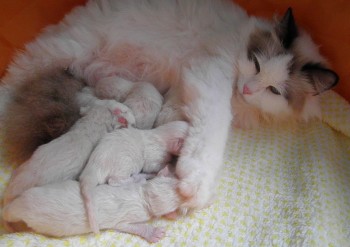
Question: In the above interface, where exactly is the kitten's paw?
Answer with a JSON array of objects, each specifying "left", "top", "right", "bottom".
[
  {"left": 116, "top": 107, "right": 136, "bottom": 128},
  {"left": 146, "top": 227, "right": 166, "bottom": 243},
  {"left": 104, "top": 100, "right": 136, "bottom": 127}
]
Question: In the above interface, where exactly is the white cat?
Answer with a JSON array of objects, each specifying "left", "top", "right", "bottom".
[{"left": 0, "top": 0, "right": 338, "bottom": 209}]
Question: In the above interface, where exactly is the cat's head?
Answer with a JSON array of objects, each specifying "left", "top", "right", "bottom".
[{"left": 235, "top": 8, "right": 338, "bottom": 128}]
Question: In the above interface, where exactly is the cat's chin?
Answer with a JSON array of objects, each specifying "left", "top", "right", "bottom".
[
  {"left": 232, "top": 94, "right": 299, "bottom": 129},
  {"left": 231, "top": 89, "right": 263, "bottom": 129}
]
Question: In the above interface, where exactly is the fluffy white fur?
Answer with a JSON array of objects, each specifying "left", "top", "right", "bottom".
[
  {"left": 123, "top": 82, "right": 163, "bottom": 129},
  {"left": 2, "top": 174, "right": 182, "bottom": 243},
  {"left": 3, "top": 99, "right": 135, "bottom": 207},
  {"left": 83, "top": 78, "right": 163, "bottom": 129},
  {"left": 79, "top": 120, "right": 188, "bottom": 233},
  {"left": 154, "top": 86, "right": 185, "bottom": 127},
  {"left": 0, "top": 0, "right": 338, "bottom": 209}
]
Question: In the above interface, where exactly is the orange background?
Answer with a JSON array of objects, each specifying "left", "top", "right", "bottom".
[{"left": 0, "top": 0, "right": 349, "bottom": 101}]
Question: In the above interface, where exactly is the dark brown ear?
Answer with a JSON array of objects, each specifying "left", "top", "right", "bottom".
[
  {"left": 302, "top": 63, "right": 339, "bottom": 95},
  {"left": 276, "top": 7, "right": 299, "bottom": 49}
]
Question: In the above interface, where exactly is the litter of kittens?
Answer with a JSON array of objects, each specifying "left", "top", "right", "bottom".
[{"left": 0, "top": 0, "right": 349, "bottom": 246}]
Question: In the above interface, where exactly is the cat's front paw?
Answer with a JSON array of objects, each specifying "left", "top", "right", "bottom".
[{"left": 176, "top": 157, "right": 216, "bottom": 209}]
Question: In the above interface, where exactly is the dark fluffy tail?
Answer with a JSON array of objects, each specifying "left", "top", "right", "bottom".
[{"left": 1, "top": 69, "right": 84, "bottom": 165}]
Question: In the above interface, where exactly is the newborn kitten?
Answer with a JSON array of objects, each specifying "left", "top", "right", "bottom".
[
  {"left": 2, "top": 173, "right": 183, "bottom": 243},
  {"left": 79, "top": 120, "right": 188, "bottom": 233},
  {"left": 2, "top": 99, "right": 135, "bottom": 208},
  {"left": 95, "top": 77, "right": 163, "bottom": 129},
  {"left": 123, "top": 82, "right": 163, "bottom": 129}
]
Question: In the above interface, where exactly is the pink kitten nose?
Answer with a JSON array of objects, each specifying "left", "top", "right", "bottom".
[{"left": 243, "top": 85, "right": 252, "bottom": 95}]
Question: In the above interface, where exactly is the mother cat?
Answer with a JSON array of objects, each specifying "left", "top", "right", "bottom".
[{"left": 0, "top": 0, "right": 338, "bottom": 209}]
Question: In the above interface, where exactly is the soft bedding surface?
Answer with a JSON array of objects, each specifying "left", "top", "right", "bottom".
[{"left": 0, "top": 90, "right": 349, "bottom": 247}]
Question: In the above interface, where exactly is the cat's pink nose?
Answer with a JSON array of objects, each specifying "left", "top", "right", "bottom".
[{"left": 243, "top": 85, "right": 252, "bottom": 95}]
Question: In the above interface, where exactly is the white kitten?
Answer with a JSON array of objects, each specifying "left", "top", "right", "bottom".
[
  {"left": 2, "top": 99, "right": 135, "bottom": 207},
  {"left": 95, "top": 76, "right": 163, "bottom": 129},
  {"left": 0, "top": 0, "right": 339, "bottom": 209},
  {"left": 79, "top": 120, "right": 188, "bottom": 233},
  {"left": 123, "top": 82, "right": 163, "bottom": 129},
  {"left": 2, "top": 174, "right": 182, "bottom": 243}
]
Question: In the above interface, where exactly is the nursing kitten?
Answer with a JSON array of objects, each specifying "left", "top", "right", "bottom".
[
  {"left": 2, "top": 175, "right": 182, "bottom": 242},
  {"left": 95, "top": 77, "right": 164, "bottom": 129},
  {"left": 0, "top": 0, "right": 339, "bottom": 209},
  {"left": 79, "top": 120, "right": 188, "bottom": 233},
  {"left": 2, "top": 99, "right": 135, "bottom": 208}
]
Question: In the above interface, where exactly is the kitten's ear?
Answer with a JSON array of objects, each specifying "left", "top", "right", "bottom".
[
  {"left": 276, "top": 7, "right": 299, "bottom": 49},
  {"left": 302, "top": 63, "right": 339, "bottom": 95}
]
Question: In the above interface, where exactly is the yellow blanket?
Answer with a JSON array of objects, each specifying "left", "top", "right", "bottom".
[{"left": 0, "top": 91, "right": 349, "bottom": 246}]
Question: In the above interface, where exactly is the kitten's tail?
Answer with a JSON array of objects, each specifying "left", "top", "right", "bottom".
[
  {"left": 1, "top": 68, "right": 84, "bottom": 165},
  {"left": 79, "top": 177, "right": 100, "bottom": 234}
]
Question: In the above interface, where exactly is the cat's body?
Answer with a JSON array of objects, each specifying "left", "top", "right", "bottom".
[{"left": 0, "top": 0, "right": 338, "bottom": 209}]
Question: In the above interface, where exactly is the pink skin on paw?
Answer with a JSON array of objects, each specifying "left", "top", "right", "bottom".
[{"left": 118, "top": 117, "right": 128, "bottom": 127}]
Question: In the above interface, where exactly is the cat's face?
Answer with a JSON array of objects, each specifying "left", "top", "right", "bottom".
[{"left": 236, "top": 8, "right": 338, "bottom": 124}]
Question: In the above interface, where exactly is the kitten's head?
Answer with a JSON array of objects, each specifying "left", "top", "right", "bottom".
[{"left": 235, "top": 8, "right": 338, "bottom": 128}]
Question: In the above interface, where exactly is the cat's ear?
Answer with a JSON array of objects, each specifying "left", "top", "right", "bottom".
[
  {"left": 275, "top": 7, "right": 299, "bottom": 49},
  {"left": 302, "top": 63, "right": 339, "bottom": 95}
]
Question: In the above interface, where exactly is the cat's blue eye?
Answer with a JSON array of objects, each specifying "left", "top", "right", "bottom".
[
  {"left": 252, "top": 54, "right": 260, "bottom": 73},
  {"left": 267, "top": 86, "right": 281, "bottom": 95}
]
